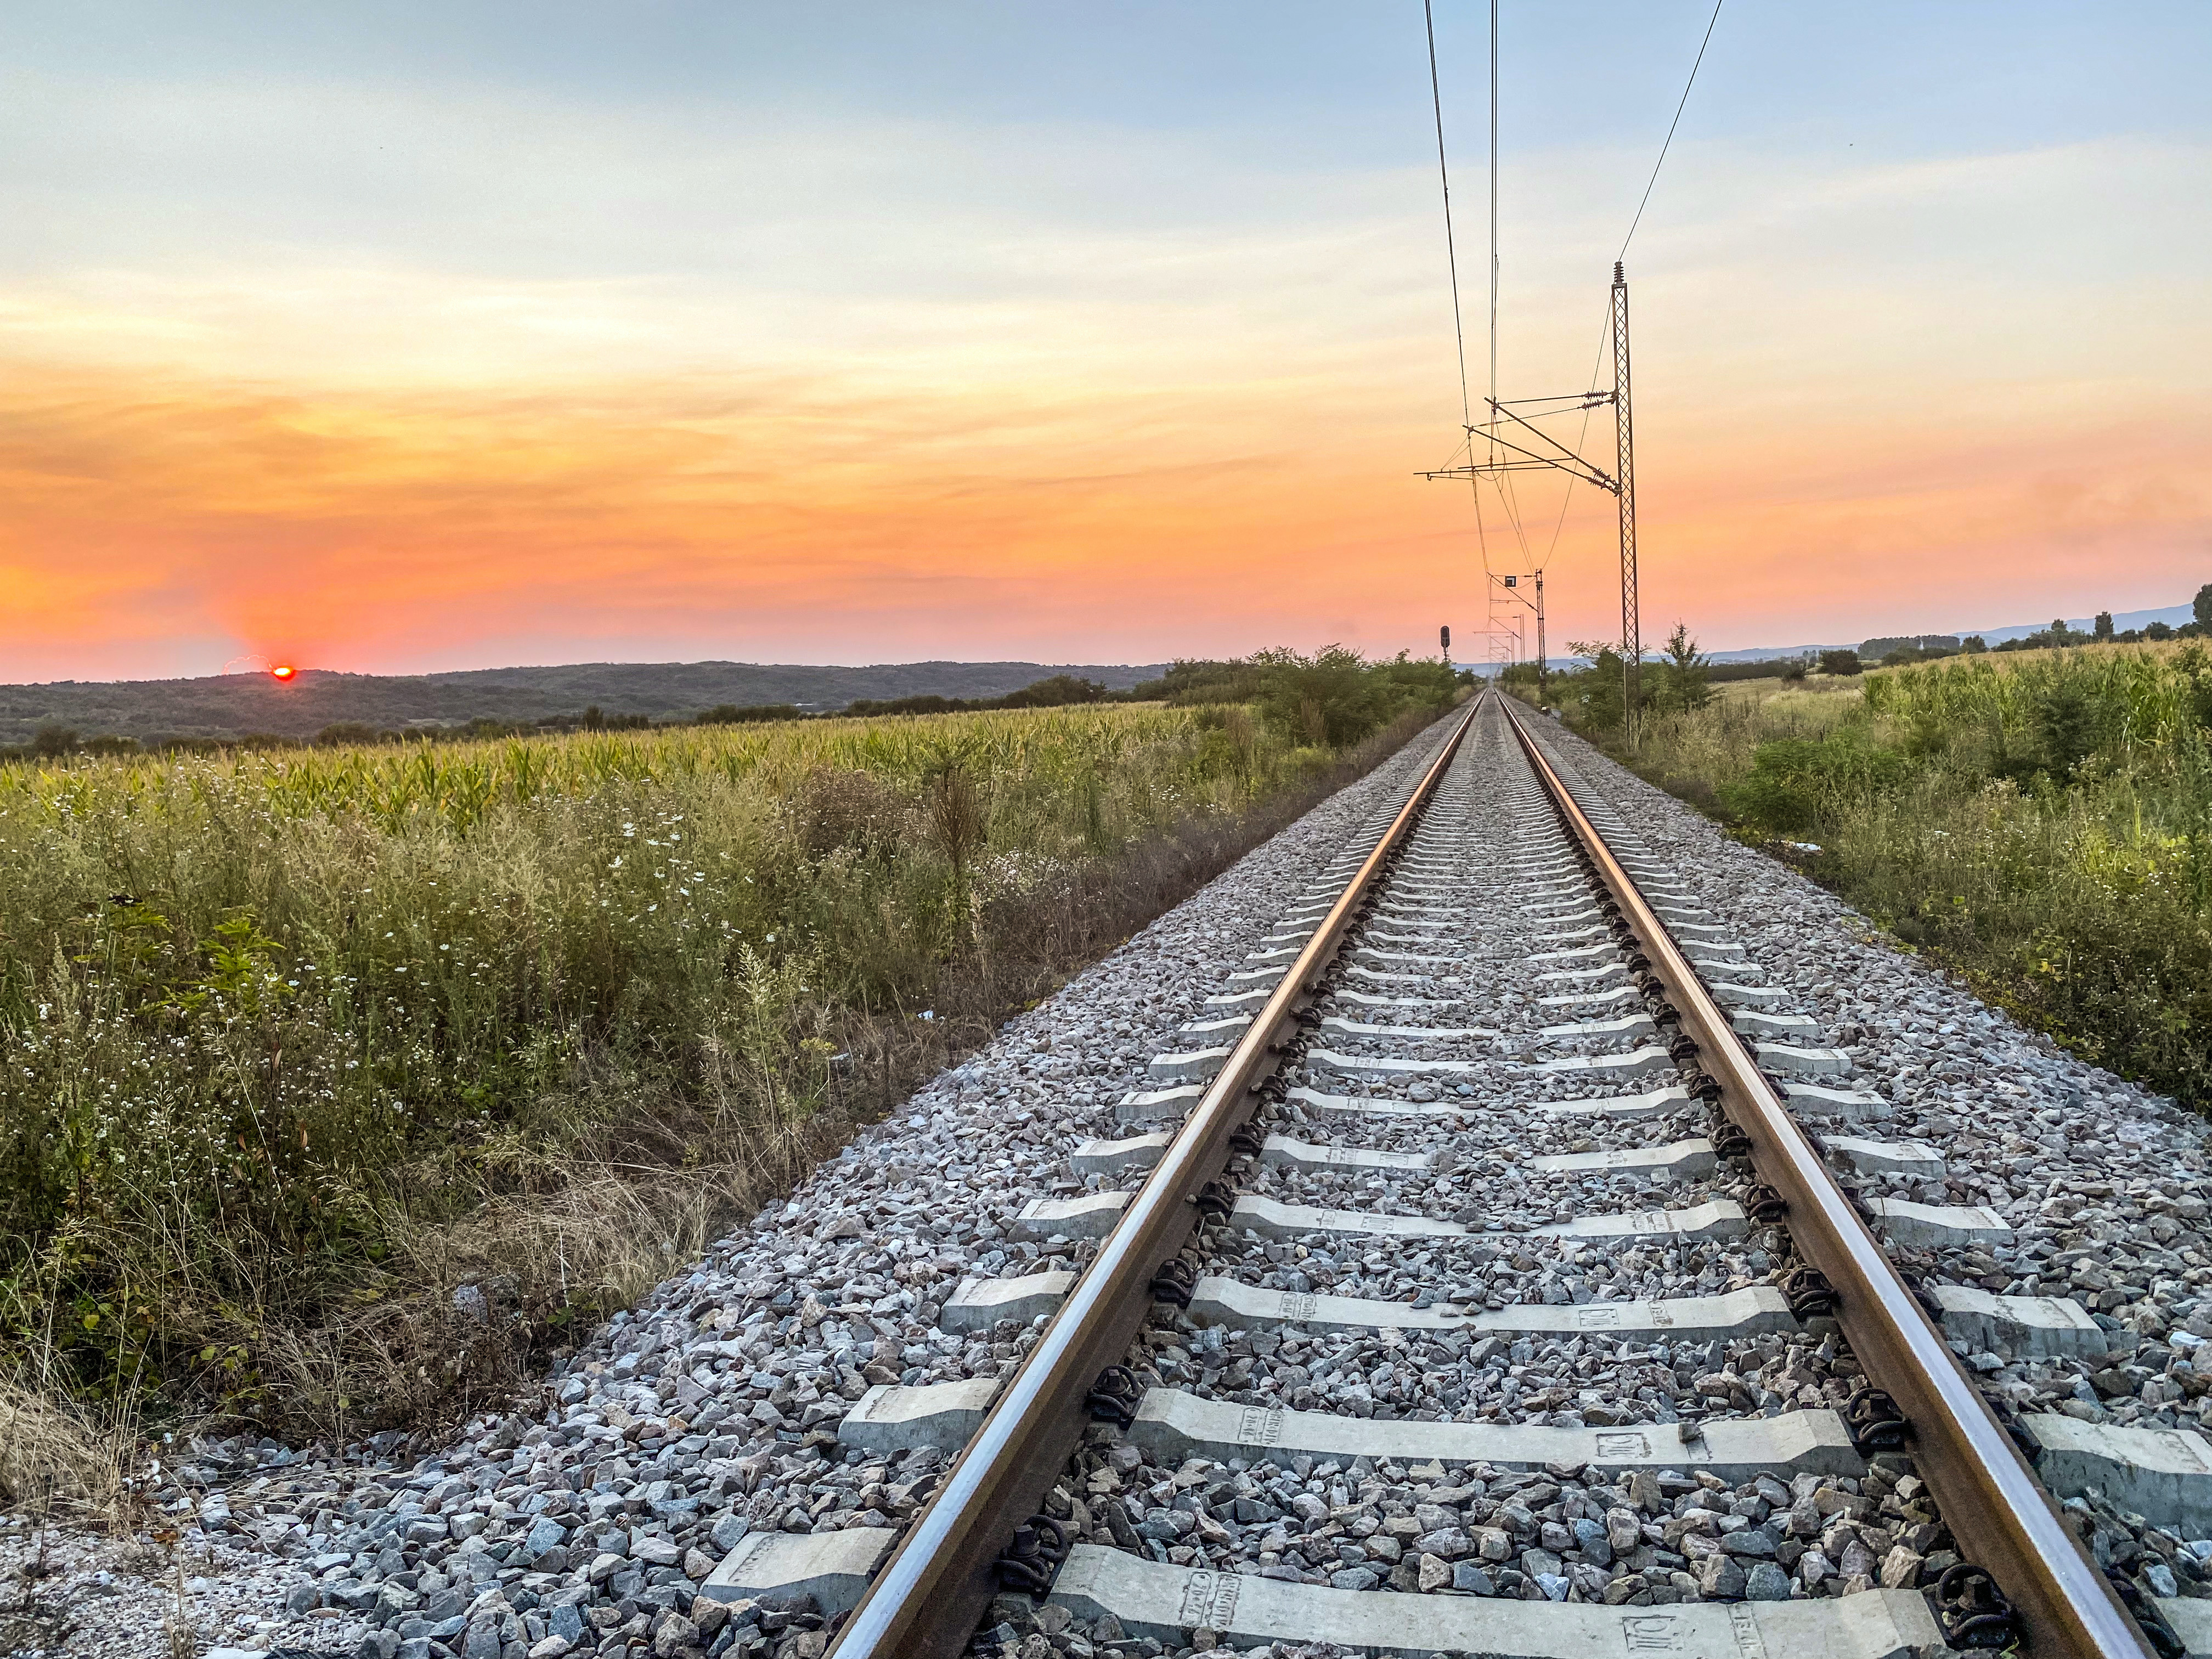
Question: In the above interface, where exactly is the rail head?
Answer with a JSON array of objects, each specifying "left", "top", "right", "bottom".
[
  {"left": 826, "top": 696, "right": 1484, "bottom": 1659},
  {"left": 1497, "top": 693, "right": 2153, "bottom": 1659}
]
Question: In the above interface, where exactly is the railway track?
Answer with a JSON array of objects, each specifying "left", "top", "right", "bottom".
[{"left": 676, "top": 691, "right": 2200, "bottom": 1659}]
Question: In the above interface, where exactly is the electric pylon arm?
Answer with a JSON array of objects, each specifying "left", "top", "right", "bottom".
[
  {"left": 1419, "top": 422, "right": 1617, "bottom": 493},
  {"left": 1481, "top": 398, "right": 1621, "bottom": 488}
]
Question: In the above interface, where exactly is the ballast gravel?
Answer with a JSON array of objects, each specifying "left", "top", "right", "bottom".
[{"left": 12, "top": 700, "right": 2212, "bottom": 1659}]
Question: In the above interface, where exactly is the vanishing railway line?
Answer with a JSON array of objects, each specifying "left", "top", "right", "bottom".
[
  {"left": 683, "top": 692, "right": 2186, "bottom": 1659},
  {"left": 673, "top": 696, "right": 2202, "bottom": 1658}
]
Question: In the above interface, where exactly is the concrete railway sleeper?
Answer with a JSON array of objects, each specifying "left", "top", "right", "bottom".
[
  {"left": 717, "top": 693, "right": 2203, "bottom": 1659},
  {"left": 698, "top": 695, "right": 2205, "bottom": 1659}
]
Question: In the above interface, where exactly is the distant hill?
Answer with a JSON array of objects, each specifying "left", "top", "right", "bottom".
[
  {"left": 0, "top": 659, "right": 1172, "bottom": 743},
  {"left": 1471, "top": 592, "right": 2203, "bottom": 676},
  {"left": 1965, "top": 602, "right": 2197, "bottom": 645}
]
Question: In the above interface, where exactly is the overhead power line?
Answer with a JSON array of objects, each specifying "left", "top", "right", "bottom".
[
  {"left": 1618, "top": 0, "right": 1724, "bottom": 262},
  {"left": 1422, "top": 0, "right": 1474, "bottom": 433},
  {"left": 1543, "top": 0, "right": 1725, "bottom": 561}
]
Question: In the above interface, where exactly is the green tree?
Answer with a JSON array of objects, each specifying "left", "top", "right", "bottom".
[
  {"left": 2095, "top": 611, "right": 2114, "bottom": 641},
  {"left": 2195, "top": 584, "right": 2212, "bottom": 630},
  {"left": 1652, "top": 623, "right": 1713, "bottom": 713},
  {"left": 30, "top": 724, "right": 78, "bottom": 757},
  {"left": 1562, "top": 642, "right": 1627, "bottom": 731},
  {"left": 1818, "top": 650, "right": 1863, "bottom": 677}
]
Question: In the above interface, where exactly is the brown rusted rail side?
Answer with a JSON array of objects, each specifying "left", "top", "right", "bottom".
[
  {"left": 826, "top": 697, "right": 1482, "bottom": 1659},
  {"left": 1499, "top": 693, "right": 2153, "bottom": 1659}
]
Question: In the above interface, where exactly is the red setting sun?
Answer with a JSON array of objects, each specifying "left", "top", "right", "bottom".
[{"left": 270, "top": 664, "right": 297, "bottom": 681}]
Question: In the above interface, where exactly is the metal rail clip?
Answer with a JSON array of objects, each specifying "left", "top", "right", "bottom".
[
  {"left": 1780, "top": 1266, "right": 1839, "bottom": 1321},
  {"left": 992, "top": 1515, "right": 1071, "bottom": 1595},
  {"left": 1149, "top": 1257, "right": 1199, "bottom": 1307},
  {"left": 1709, "top": 1115, "right": 1752, "bottom": 1161},
  {"left": 1085, "top": 1365, "right": 1142, "bottom": 1427},
  {"left": 1930, "top": 1560, "right": 2024, "bottom": 1650},
  {"left": 1743, "top": 1183, "right": 1788, "bottom": 1225},
  {"left": 2103, "top": 1568, "right": 2186, "bottom": 1659},
  {"left": 1842, "top": 1384, "right": 1910, "bottom": 1454},
  {"left": 1194, "top": 1180, "right": 1237, "bottom": 1221}
]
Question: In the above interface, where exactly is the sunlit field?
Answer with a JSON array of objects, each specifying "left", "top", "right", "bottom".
[
  {"left": 1601, "top": 644, "right": 2212, "bottom": 1109},
  {"left": 0, "top": 676, "right": 1453, "bottom": 1460}
]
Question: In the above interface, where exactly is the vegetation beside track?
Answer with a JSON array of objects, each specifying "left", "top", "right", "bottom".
[
  {"left": 1532, "top": 640, "right": 2212, "bottom": 1111},
  {"left": 0, "top": 648, "right": 1457, "bottom": 1488}
]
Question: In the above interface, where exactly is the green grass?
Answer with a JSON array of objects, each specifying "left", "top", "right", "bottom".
[
  {"left": 0, "top": 668, "right": 1455, "bottom": 1448},
  {"left": 1567, "top": 644, "right": 2212, "bottom": 1109}
]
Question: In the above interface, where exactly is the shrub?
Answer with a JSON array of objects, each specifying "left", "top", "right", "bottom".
[{"left": 1719, "top": 731, "right": 1910, "bottom": 833}]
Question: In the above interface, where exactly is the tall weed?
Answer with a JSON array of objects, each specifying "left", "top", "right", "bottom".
[
  {"left": 0, "top": 695, "right": 1453, "bottom": 1438},
  {"left": 1565, "top": 645, "right": 2212, "bottom": 1107}
]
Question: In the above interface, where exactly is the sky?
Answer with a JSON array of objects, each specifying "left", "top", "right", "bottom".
[{"left": 1, "top": 2, "right": 2207, "bottom": 680}]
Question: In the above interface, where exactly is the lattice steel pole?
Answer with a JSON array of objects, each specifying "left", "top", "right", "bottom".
[
  {"left": 1534, "top": 568, "right": 1547, "bottom": 691},
  {"left": 1611, "top": 260, "right": 1640, "bottom": 749}
]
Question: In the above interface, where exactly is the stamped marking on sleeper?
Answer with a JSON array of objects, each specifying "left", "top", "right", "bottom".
[
  {"left": 1178, "top": 1569, "right": 1240, "bottom": 1631},
  {"left": 1234, "top": 1407, "right": 1284, "bottom": 1449}
]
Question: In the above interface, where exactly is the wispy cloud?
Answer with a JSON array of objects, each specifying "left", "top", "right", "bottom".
[{"left": 0, "top": 41, "right": 2204, "bottom": 676}]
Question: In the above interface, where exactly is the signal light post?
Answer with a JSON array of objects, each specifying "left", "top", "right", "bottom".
[{"left": 1496, "top": 570, "right": 1546, "bottom": 689}]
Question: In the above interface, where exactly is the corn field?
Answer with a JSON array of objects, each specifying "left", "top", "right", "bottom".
[{"left": 0, "top": 698, "right": 1379, "bottom": 1431}]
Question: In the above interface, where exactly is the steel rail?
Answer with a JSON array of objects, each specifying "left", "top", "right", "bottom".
[
  {"left": 826, "top": 697, "right": 1483, "bottom": 1659},
  {"left": 1498, "top": 694, "right": 2154, "bottom": 1659}
]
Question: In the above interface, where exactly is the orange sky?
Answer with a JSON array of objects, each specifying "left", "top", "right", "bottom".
[{"left": 2, "top": 5, "right": 2207, "bottom": 678}]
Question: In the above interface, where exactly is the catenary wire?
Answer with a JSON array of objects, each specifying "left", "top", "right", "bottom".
[
  {"left": 1423, "top": 0, "right": 1474, "bottom": 432},
  {"left": 1618, "top": 0, "right": 1724, "bottom": 261},
  {"left": 1546, "top": 0, "right": 1725, "bottom": 567}
]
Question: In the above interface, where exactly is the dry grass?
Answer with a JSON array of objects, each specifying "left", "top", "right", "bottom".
[{"left": 0, "top": 1373, "right": 146, "bottom": 1527}]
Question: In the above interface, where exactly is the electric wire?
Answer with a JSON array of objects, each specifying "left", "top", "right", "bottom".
[
  {"left": 1618, "top": 0, "right": 1724, "bottom": 262},
  {"left": 1430, "top": 0, "right": 1726, "bottom": 667},
  {"left": 1423, "top": 0, "right": 1474, "bottom": 433},
  {"left": 1486, "top": 0, "right": 1499, "bottom": 445},
  {"left": 1545, "top": 0, "right": 1724, "bottom": 566}
]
